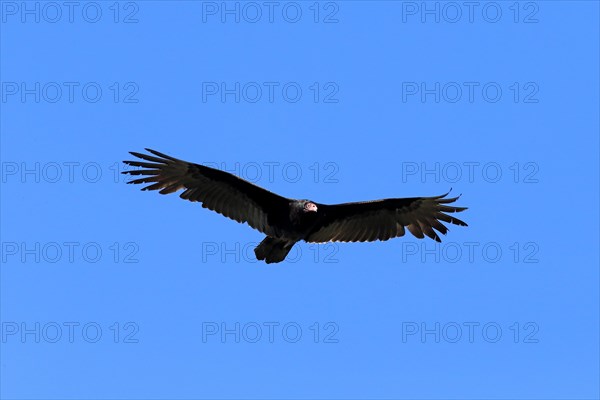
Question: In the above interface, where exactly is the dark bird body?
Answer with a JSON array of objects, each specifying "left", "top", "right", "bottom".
[{"left": 123, "top": 149, "right": 468, "bottom": 263}]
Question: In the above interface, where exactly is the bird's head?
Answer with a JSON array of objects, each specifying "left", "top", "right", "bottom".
[
  {"left": 290, "top": 200, "right": 319, "bottom": 223},
  {"left": 303, "top": 201, "right": 318, "bottom": 213}
]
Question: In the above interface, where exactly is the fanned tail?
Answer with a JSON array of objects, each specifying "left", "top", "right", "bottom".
[{"left": 254, "top": 237, "right": 296, "bottom": 264}]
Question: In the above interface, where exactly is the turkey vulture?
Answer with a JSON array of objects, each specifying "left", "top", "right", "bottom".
[{"left": 123, "top": 149, "right": 468, "bottom": 263}]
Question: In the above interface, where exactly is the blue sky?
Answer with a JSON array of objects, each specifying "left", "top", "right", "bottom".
[{"left": 1, "top": 1, "right": 599, "bottom": 399}]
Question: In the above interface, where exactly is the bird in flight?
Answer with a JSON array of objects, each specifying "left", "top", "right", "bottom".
[{"left": 123, "top": 149, "right": 468, "bottom": 263}]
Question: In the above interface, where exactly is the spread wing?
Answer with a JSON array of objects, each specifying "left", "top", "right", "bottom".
[
  {"left": 306, "top": 193, "right": 467, "bottom": 243},
  {"left": 122, "top": 149, "right": 291, "bottom": 237}
]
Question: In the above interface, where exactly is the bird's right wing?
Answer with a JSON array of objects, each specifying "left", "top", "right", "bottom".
[
  {"left": 306, "top": 193, "right": 467, "bottom": 243},
  {"left": 123, "top": 149, "right": 291, "bottom": 237}
]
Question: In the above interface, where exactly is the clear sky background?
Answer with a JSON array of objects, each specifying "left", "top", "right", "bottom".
[{"left": 1, "top": 1, "right": 599, "bottom": 399}]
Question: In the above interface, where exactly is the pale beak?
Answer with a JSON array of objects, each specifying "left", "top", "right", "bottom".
[{"left": 306, "top": 202, "right": 318, "bottom": 212}]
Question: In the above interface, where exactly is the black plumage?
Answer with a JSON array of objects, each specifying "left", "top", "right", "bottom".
[{"left": 123, "top": 149, "right": 468, "bottom": 263}]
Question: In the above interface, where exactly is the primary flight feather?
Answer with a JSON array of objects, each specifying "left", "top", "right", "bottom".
[{"left": 123, "top": 149, "right": 468, "bottom": 263}]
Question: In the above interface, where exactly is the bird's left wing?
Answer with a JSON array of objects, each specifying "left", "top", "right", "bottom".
[
  {"left": 122, "top": 149, "right": 291, "bottom": 237},
  {"left": 306, "top": 192, "right": 467, "bottom": 243}
]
